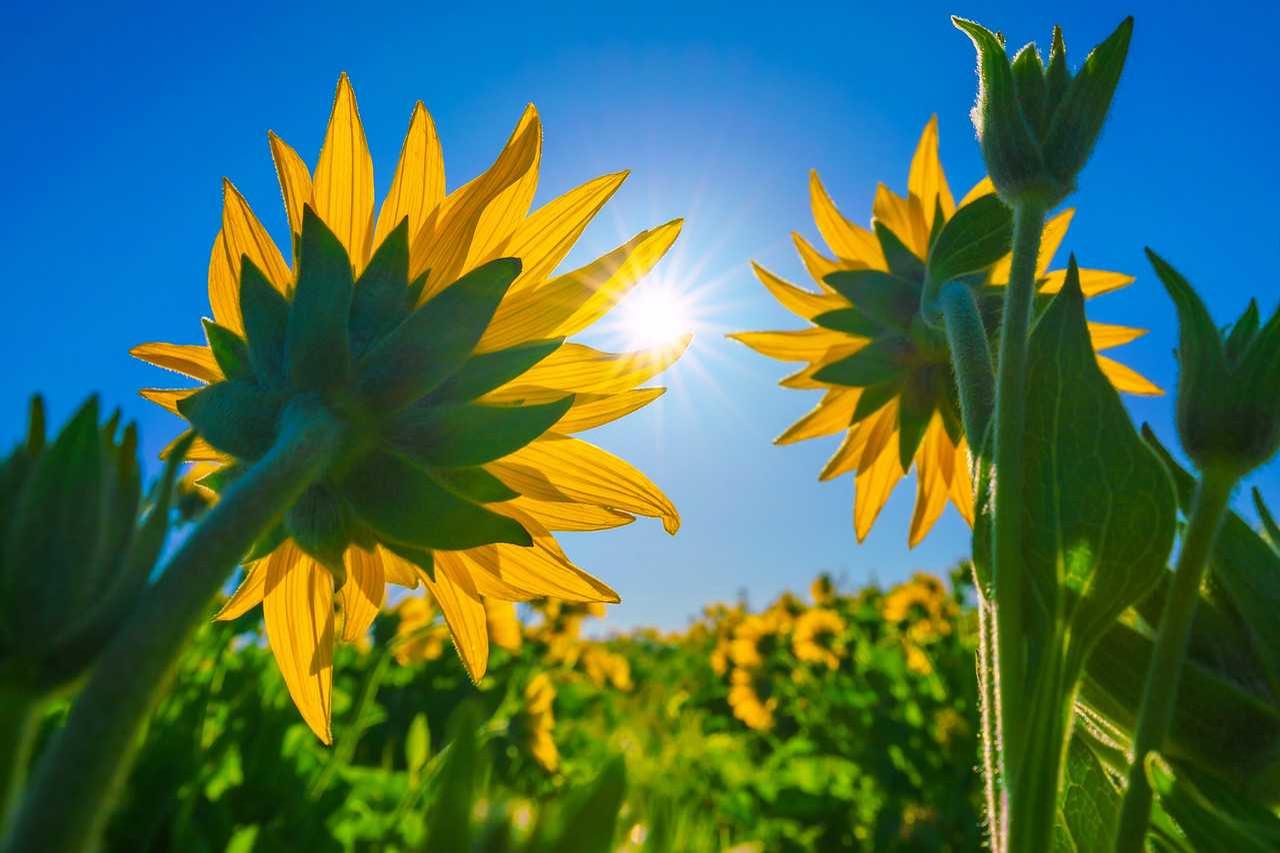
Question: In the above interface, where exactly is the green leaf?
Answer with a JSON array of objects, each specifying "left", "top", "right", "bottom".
[
  {"left": 424, "top": 704, "right": 480, "bottom": 853},
  {"left": 285, "top": 483, "right": 351, "bottom": 574},
  {"left": 357, "top": 258, "right": 521, "bottom": 411},
  {"left": 238, "top": 258, "right": 290, "bottom": 387},
  {"left": 851, "top": 380, "right": 900, "bottom": 425},
  {"left": 823, "top": 270, "right": 920, "bottom": 330},
  {"left": 1147, "top": 754, "right": 1280, "bottom": 852},
  {"left": 811, "top": 307, "right": 882, "bottom": 337},
  {"left": 26, "top": 394, "right": 45, "bottom": 454},
  {"left": 1052, "top": 736, "right": 1121, "bottom": 853},
  {"left": 1018, "top": 258, "right": 1176, "bottom": 659},
  {"left": 202, "top": 319, "right": 252, "bottom": 382},
  {"left": 539, "top": 756, "right": 627, "bottom": 853},
  {"left": 873, "top": 222, "right": 925, "bottom": 282},
  {"left": 350, "top": 217, "right": 412, "bottom": 357},
  {"left": 177, "top": 381, "right": 281, "bottom": 460},
  {"left": 387, "top": 397, "right": 574, "bottom": 468},
  {"left": 427, "top": 338, "right": 563, "bottom": 404},
  {"left": 1043, "top": 17, "right": 1133, "bottom": 188},
  {"left": 430, "top": 466, "right": 520, "bottom": 504},
  {"left": 385, "top": 543, "right": 434, "bottom": 580},
  {"left": 925, "top": 194, "right": 1014, "bottom": 311},
  {"left": 243, "top": 522, "right": 286, "bottom": 564},
  {"left": 1253, "top": 487, "right": 1280, "bottom": 552},
  {"left": 286, "top": 207, "right": 354, "bottom": 392},
  {"left": 811, "top": 337, "right": 907, "bottom": 388},
  {"left": 897, "top": 367, "right": 939, "bottom": 471},
  {"left": 343, "top": 451, "right": 531, "bottom": 550},
  {"left": 195, "top": 462, "right": 244, "bottom": 494}
]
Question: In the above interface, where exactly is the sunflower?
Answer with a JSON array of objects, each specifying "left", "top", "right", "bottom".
[
  {"left": 484, "top": 598, "right": 524, "bottom": 652},
  {"left": 731, "top": 116, "right": 1159, "bottom": 546},
  {"left": 791, "top": 608, "right": 846, "bottom": 670},
  {"left": 133, "top": 76, "right": 682, "bottom": 743},
  {"left": 390, "top": 594, "right": 449, "bottom": 665},
  {"left": 520, "top": 672, "right": 560, "bottom": 772},
  {"left": 727, "top": 667, "right": 776, "bottom": 731}
]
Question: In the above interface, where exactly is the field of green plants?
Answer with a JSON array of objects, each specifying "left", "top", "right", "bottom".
[{"left": 89, "top": 565, "right": 982, "bottom": 852}]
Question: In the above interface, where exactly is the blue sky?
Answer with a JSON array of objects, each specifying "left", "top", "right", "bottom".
[{"left": 2, "top": 1, "right": 1276, "bottom": 630}]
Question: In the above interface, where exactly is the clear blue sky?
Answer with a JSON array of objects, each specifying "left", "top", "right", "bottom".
[{"left": 2, "top": 1, "right": 1276, "bottom": 630}]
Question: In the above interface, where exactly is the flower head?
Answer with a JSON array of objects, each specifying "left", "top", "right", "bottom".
[
  {"left": 727, "top": 667, "right": 776, "bottom": 731},
  {"left": 791, "top": 608, "right": 846, "bottom": 670},
  {"left": 732, "top": 117, "right": 1157, "bottom": 545},
  {"left": 519, "top": 672, "right": 560, "bottom": 772},
  {"left": 134, "top": 76, "right": 683, "bottom": 742}
]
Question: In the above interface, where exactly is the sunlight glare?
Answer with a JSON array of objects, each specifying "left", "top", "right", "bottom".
[{"left": 617, "top": 283, "right": 695, "bottom": 350}]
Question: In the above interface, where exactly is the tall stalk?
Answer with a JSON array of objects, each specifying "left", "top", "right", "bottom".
[
  {"left": 0, "top": 686, "right": 43, "bottom": 829},
  {"left": 1112, "top": 465, "right": 1237, "bottom": 852},
  {"left": 1, "top": 405, "right": 343, "bottom": 853}
]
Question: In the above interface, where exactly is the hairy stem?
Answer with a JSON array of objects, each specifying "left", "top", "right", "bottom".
[
  {"left": 940, "top": 281, "right": 996, "bottom": 453},
  {"left": 0, "top": 685, "right": 43, "bottom": 830},
  {"left": 1, "top": 405, "right": 343, "bottom": 853},
  {"left": 1111, "top": 466, "right": 1237, "bottom": 853}
]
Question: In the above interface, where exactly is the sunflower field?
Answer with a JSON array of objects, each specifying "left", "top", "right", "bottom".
[{"left": 70, "top": 561, "right": 979, "bottom": 852}]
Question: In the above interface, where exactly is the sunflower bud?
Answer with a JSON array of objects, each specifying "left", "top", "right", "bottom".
[
  {"left": 1148, "top": 249, "right": 1280, "bottom": 476},
  {"left": 953, "top": 16, "right": 1133, "bottom": 207},
  {"left": 0, "top": 396, "right": 186, "bottom": 693}
]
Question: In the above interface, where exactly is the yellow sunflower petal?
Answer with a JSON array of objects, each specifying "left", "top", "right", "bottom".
[
  {"left": 989, "top": 208, "right": 1075, "bottom": 284},
  {"left": 221, "top": 180, "right": 293, "bottom": 290},
  {"left": 752, "top": 262, "right": 846, "bottom": 321},
  {"left": 337, "top": 547, "right": 385, "bottom": 644},
  {"left": 809, "top": 171, "right": 885, "bottom": 267},
  {"left": 1040, "top": 268, "right": 1135, "bottom": 297},
  {"left": 372, "top": 102, "right": 445, "bottom": 252},
  {"left": 423, "top": 553, "right": 490, "bottom": 682},
  {"left": 553, "top": 388, "right": 666, "bottom": 433},
  {"left": 377, "top": 546, "right": 420, "bottom": 588},
  {"left": 727, "top": 328, "right": 858, "bottom": 362},
  {"left": 779, "top": 346, "right": 863, "bottom": 388},
  {"left": 467, "top": 105, "right": 542, "bottom": 266},
  {"left": 313, "top": 74, "right": 376, "bottom": 270},
  {"left": 468, "top": 560, "right": 539, "bottom": 601},
  {"left": 479, "top": 505, "right": 620, "bottom": 602},
  {"left": 262, "top": 545, "right": 334, "bottom": 744},
  {"left": 139, "top": 388, "right": 196, "bottom": 416},
  {"left": 1097, "top": 355, "right": 1163, "bottom": 396},
  {"left": 793, "top": 232, "right": 846, "bottom": 286},
  {"left": 820, "top": 429, "right": 862, "bottom": 481},
  {"left": 130, "top": 343, "right": 221, "bottom": 383},
  {"left": 488, "top": 434, "right": 679, "bottom": 533},
  {"left": 215, "top": 563, "right": 268, "bottom": 621},
  {"left": 268, "top": 132, "right": 315, "bottom": 239},
  {"left": 907, "top": 116, "right": 956, "bottom": 228},
  {"left": 207, "top": 231, "right": 240, "bottom": 331},
  {"left": 506, "top": 496, "right": 635, "bottom": 531},
  {"left": 1088, "top": 322, "right": 1148, "bottom": 351},
  {"left": 776, "top": 389, "right": 859, "bottom": 445},
  {"left": 500, "top": 171, "right": 627, "bottom": 292},
  {"left": 854, "top": 440, "right": 904, "bottom": 542},
  {"left": 478, "top": 220, "right": 681, "bottom": 351},
  {"left": 872, "top": 183, "right": 927, "bottom": 260},
  {"left": 414, "top": 107, "right": 541, "bottom": 293},
  {"left": 907, "top": 420, "right": 951, "bottom": 548},
  {"left": 484, "top": 339, "right": 688, "bottom": 402},
  {"left": 958, "top": 177, "right": 997, "bottom": 207},
  {"left": 161, "top": 434, "right": 226, "bottom": 462},
  {"left": 949, "top": 440, "right": 976, "bottom": 526}
]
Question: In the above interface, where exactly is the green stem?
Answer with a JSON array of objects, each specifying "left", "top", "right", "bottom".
[
  {"left": 1008, "top": 641, "right": 1078, "bottom": 852},
  {"left": 990, "top": 199, "right": 1045, "bottom": 777},
  {"left": 939, "top": 281, "right": 996, "bottom": 454},
  {"left": 974, "top": 582, "right": 1003, "bottom": 853},
  {"left": 1112, "top": 466, "right": 1237, "bottom": 853},
  {"left": 0, "top": 684, "right": 44, "bottom": 830},
  {"left": 1, "top": 405, "right": 343, "bottom": 853}
]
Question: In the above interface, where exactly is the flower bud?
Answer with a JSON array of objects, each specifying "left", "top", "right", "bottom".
[
  {"left": 953, "top": 16, "right": 1133, "bottom": 207},
  {"left": 0, "top": 396, "right": 186, "bottom": 693},
  {"left": 1148, "top": 249, "right": 1280, "bottom": 476}
]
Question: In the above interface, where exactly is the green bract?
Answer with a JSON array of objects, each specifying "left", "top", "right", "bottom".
[
  {"left": 952, "top": 16, "right": 1133, "bottom": 207},
  {"left": 0, "top": 396, "right": 185, "bottom": 693},
  {"left": 1147, "top": 248, "right": 1280, "bottom": 477},
  {"left": 176, "top": 207, "right": 566, "bottom": 578}
]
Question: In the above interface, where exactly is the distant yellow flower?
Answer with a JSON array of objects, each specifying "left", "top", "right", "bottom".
[
  {"left": 729, "top": 611, "right": 787, "bottom": 668},
  {"left": 792, "top": 608, "right": 846, "bottom": 670},
  {"left": 883, "top": 572, "right": 955, "bottom": 644},
  {"left": 135, "top": 76, "right": 683, "bottom": 743},
  {"left": 732, "top": 116, "right": 1159, "bottom": 546},
  {"left": 391, "top": 595, "right": 448, "bottom": 665},
  {"left": 728, "top": 667, "right": 776, "bottom": 731},
  {"left": 484, "top": 598, "right": 523, "bottom": 652},
  {"left": 521, "top": 672, "right": 560, "bottom": 772},
  {"left": 810, "top": 573, "right": 836, "bottom": 606},
  {"left": 582, "top": 646, "right": 634, "bottom": 691}
]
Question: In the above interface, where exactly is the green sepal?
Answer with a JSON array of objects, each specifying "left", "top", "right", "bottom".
[
  {"left": 811, "top": 336, "right": 907, "bottom": 388},
  {"left": 824, "top": 270, "right": 919, "bottom": 330},
  {"left": 202, "top": 319, "right": 252, "bottom": 382},
  {"left": 1147, "top": 754, "right": 1280, "bottom": 851},
  {"left": 243, "top": 522, "right": 286, "bottom": 564},
  {"left": 1042, "top": 17, "right": 1133, "bottom": 193},
  {"left": 286, "top": 483, "right": 352, "bottom": 576},
  {"left": 924, "top": 194, "right": 1013, "bottom": 319},
  {"left": 384, "top": 543, "right": 434, "bottom": 581},
  {"left": 927, "top": 197, "right": 947, "bottom": 253},
  {"left": 897, "top": 367, "right": 941, "bottom": 471},
  {"left": 428, "top": 338, "right": 563, "bottom": 404},
  {"left": 1254, "top": 487, "right": 1280, "bottom": 552},
  {"left": 238, "top": 258, "right": 290, "bottom": 387},
  {"left": 92, "top": 420, "right": 142, "bottom": 593},
  {"left": 357, "top": 258, "right": 521, "bottom": 411},
  {"left": 811, "top": 308, "right": 881, "bottom": 338},
  {"left": 177, "top": 380, "right": 282, "bottom": 460},
  {"left": 1224, "top": 299, "right": 1260, "bottom": 363},
  {"left": 350, "top": 217, "right": 412, "bottom": 357},
  {"left": 26, "top": 394, "right": 45, "bottom": 454},
  {"left": 873, "top": 222, "right": 925, "bottom": 282},
  {"left": 431, "top": 467, "right": 519, "bottom": 504},
  {"left": 286, "top": 207, "right": 354, "bottom": 393},
  {"left": 343, "top": 451, "right": 531, "bottom": 550},
  {"left": 387, "top": 396, "right": 574, "bottom": 468},
  {"left": 1010, "top": 44, "right": 1048, "bottom": 139},
  {"left": 1045, "top": 26, "right": 1069, "bottom": 109},
  {"left": 195, "top": 462, "right": 244, "bottom": 494},
  {"left": 851, "top": 380, "right": 899, "bottom": 425},
  {"left": 1016, "top": 257, "right": 1176, "bottom": 662}
]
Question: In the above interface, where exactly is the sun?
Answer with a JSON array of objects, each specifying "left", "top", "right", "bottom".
[{"left": 616, "top": 282, "right": 695, "bottom": 350}]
